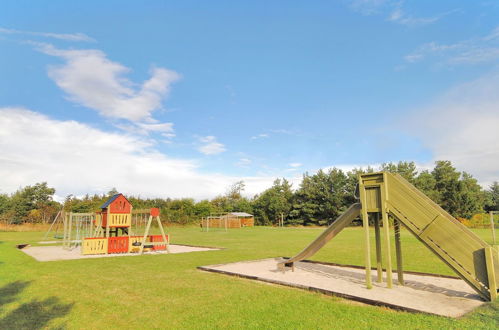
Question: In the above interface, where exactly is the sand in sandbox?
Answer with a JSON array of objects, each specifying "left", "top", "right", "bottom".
[
  {"left": 199, "top": 258, "right": 486, "bottom": 318},
  {"left": 21, "top": 244, "right": 219, "bottom": 262}
]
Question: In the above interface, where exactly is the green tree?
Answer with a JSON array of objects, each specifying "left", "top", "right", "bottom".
[
  {"left": 457, "top": 172, "right": 485, "bottom": 218},
  {"left": 8, "top": 182, "right": 57, "bottom": 223},
  {"left": 290, "top": 168, "right": 350, "bottom": 226},
  {"left": 381, "top": 161, "right": 418, "bottom": 184},
  {"left": 430, "top": 161, "right": 485, "bottom": 218},
  {"left": 431, "top": 161, "right": 461, "bottom": 215},
  {"left": 414, "top": 170, "right": 439, "bottom": 202},
  {"left": 485, "top": 182, "right": 499, "bottom": 211},
  {"left": 252, "top": 178, "right": 293, "bottom": 225},
  {"left": 194, "top": 200, "right": 215, "bottom": 217}
]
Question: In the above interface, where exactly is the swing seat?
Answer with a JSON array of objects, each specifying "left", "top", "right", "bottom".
[
  {"left": 132, "top": 242, "right": 154, "bottom": 248},
  {"left": 54, "top": 235, "right": 64, "bottom": 239}
]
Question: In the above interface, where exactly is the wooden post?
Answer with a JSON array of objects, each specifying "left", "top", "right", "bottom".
[
  {"left": 485, "top": 247, "right": 497, "bottom": 301},
  {"left": 380, "top": 174, "right": 393, "bottom": 288},
  {"left": 105, "top": 208, "right": 110, "bottom": 239},
  {"left": 67, "top": 212, "right": 73, "bottom": 249},
  {"left": 139, "top": 215, "right": 153, "bottom": 255},
  {"left": 394, "top": 218, "right": 404, "bottom": 285},
  {"left": 156, "top": 215, "right": 170, "bottom": 253},
  {"left": 129, "top": 205, "right": 132, "bottom": 241},
  {"left": 63, "top": 212, "right": 69, "bottom": 250},
  {"left": 374, "top": 213, "right": 383, "bottom": 283},
  {"left": 43, "top": 210, "right": 62, "bottom": 241},
  {"left": 359, "top": 181, "right": 372, "bottom": 289},
  {"left": 490, "top": 211, "right": 496, "bottom": 245}
]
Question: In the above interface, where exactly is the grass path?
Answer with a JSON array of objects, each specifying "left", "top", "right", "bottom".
[{"left": 0, "top": 227, "right": 497, "bottom": 329}]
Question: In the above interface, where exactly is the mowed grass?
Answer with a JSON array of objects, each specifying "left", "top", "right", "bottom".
[{"left": 0, "top": 226, "right": 498, "bottom": 329}]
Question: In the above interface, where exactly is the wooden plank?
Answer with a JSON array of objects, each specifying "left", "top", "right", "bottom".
[{"left": 485, "top": 247, "right": 497, "bottom": 301}]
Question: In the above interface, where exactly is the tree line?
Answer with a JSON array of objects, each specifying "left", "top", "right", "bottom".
[{"left": 1, "top": 160, "right": 498, "bottom": 227}]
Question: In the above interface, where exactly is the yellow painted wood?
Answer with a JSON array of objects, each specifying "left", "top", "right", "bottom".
[
  {"left": 82, "top": 238, "right": 108, "bottom": 255},
  {"left": 108, "top": 213, "right": 131, "bottom": 227}
]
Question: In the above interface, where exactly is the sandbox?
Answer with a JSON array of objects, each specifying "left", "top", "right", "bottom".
[
  {"left": 199, "top": 258, "right": 486, "bottom": 318},
  {"left": 22, "top": 244, "right": 220, "bottom": 262}
]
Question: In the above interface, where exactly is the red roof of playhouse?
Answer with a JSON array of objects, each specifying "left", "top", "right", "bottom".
[{"left": 100, "top": 193, "right": 132, "bottom": 213}]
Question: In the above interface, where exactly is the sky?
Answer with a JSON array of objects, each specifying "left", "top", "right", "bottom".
[{"left": 1, "top": 0, "right": 499, "bottom": 200}]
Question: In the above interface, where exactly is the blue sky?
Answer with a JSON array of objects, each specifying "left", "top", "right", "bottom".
[{"left": 1, "top": 1, "right": 499, "bottom": 199}]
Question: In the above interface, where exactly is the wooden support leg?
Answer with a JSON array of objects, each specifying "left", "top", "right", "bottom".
[
  {"left": 67, "top": 213, "right": 73, "bottom": 250},
  {"left": 374, "top": 213, "right": 383, "bottom": 283},
  {"left": 381, "top": 204, "right": 393, "bottom": 288},
  {"left": 139, "top": 215, "right": 153, "bottom": 255},
  {"left": 394, "top": 218, "right": 404, "bottom": 285},
  {"left": 485, "top": 247, "right": 497, "bottom": 301},
  {"left": 359, "top": 184, "right": 372, "bottom": 289},
  {"left": 156, "top": 216, "right": 170, "bottom": 253}
]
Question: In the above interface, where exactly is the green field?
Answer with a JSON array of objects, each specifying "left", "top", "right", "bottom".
[{"left": 0, "top": 227, "right": 498, "bottom": 329}]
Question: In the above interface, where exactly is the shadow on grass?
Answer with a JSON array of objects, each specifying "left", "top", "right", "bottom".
[
  {"left": 0, "top": 281, "right": 31, "bottom": 308},
  {"left": 0, "top": 281, "right": 73, "bottom": 329}
]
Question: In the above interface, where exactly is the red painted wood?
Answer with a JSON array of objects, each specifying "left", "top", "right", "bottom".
[
  {"left": 108, "top": 236, "right": 129, "bottom": 253},
  {"left": 149, "top": 235, "right": 168, "bottom": 251},
  {"left": 109, "top": 195, "right": 132, "bottom": 214},
  {"left": 150, "top": 208, "right": 160, "bottom": 217}
]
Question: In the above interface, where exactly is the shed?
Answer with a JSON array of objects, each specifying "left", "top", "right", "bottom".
[{"left": 228, "top": 212, "right": 254, "bottom": 227}]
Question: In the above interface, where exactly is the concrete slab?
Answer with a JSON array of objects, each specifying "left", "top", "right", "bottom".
[
  {"left": 22, "top": 244, "right": 220, "bottom": 262},
  {"left": 199, "top": 258, "right": 486, "bottom": 318}
]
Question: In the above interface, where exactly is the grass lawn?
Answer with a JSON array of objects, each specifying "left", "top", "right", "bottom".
[{"left": 0, "top": 226, "right": 498, "bottom": 329}]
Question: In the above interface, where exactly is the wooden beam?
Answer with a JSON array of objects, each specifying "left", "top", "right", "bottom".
[
  {"left": 359, "top": 181, "right": 372, "bottom": 289},
  {"left": 374, "top": 213, "right": 383, "bottom": 283},
  {"left": 380, "top": 173, "right": 393, "bottom": 288},
  {"left": 394, "top": 218, "right": 404, "bottom": 285}
]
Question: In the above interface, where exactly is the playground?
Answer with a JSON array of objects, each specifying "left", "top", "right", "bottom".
[
  {"left": 1, "top": 226, "right": 497, "bottom": 328},
  {"left": 0, "top": 175, "right": 497, "bottom": 328}
]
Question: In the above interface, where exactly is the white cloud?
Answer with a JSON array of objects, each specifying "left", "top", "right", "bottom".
[
  {"left": 0, "top": 27, "right": 94, "bottom": 42},
  {"left": 32, "top": 42, "right": 180, "bottom": 122},
  {"left": 348, "top": 0, "right": 388, "bottom": 16},
  {"left": 388, "top": 8, "right": 440, "bottom": 27},
  {"left": 405, "top": 26, "right": 499, "bottom": 65},
  {"left": 407, "top": 72, "right": 499, "bottom": 186},
  {"left": 289, "top": 163, "right": 302, "bottom": 168},
  {"left": 197, "top": 136, "right": 226, "bottom": 155},
  {"left": 0, "top": 108, "right": 280, "bottom": 199},
  {"left": 250, "top": 133, "right": 269, "bottom": 140},
  {"left": 236, "top": 158, "right": 252, "bottom": 167},
  {"left": 348, "top": 1, "right": 450, "bottom": 27}
]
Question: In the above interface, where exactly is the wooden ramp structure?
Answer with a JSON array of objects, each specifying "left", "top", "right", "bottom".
[{"left": 279, "top": 172, "right": 499, "bottom": 301}]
